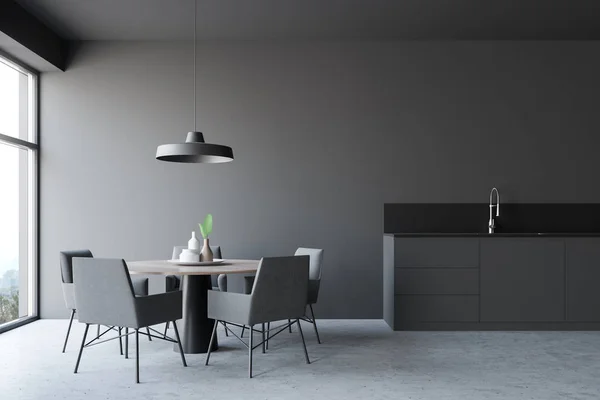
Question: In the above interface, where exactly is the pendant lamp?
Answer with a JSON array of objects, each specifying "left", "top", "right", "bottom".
[{"left": 156, "top": 0, "right": 234, "bottom": 163}]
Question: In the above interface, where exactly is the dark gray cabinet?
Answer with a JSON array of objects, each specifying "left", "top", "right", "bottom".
[
  {"left": 385, "top": 235, "right": 600, "bottom": 330},
  {"left": 566, "top": 239, "right": 600, "bottom": 322},
  {"left": 384, "top": 237, "right": 479, "bottom": 329},
  {"left": 480, "top": 239, "right": 565, "bottom": 322}
]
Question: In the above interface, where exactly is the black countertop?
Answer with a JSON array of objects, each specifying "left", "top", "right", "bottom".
[
  {"left": 385, "top": 233, "right": 600, "bottom": 237},
  {"left": 384, "top": 203, "right": 600, "bottom": 236}
]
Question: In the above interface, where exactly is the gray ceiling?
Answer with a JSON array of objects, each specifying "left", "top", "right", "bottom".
[{"left": 15, "top": 0, "right": 600, "bottom": 41}]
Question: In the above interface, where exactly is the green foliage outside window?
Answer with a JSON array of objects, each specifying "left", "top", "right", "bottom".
[{"left": 0, "top": 289, "right": 19, "bottom": 324}]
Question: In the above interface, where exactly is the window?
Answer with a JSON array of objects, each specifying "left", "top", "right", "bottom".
[{"left": 0, "top": 55, "right": 38, "bottom": 331}]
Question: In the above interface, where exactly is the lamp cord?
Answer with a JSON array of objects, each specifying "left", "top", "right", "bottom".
[{"left": 193, "top": 0, "right": 197, "bottom": 131}]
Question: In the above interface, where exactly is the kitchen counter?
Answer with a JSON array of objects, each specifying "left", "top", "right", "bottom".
[
  {"left": 385, "top": 232, "right": 600, "bottom": 237},
  {"left": 384, "top": 234, "right": 600, "bottom": 331}
]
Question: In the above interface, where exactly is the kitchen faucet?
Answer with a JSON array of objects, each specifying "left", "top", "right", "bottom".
[{"left": 489, "top": 187, "right": 500, "bottom": 233}]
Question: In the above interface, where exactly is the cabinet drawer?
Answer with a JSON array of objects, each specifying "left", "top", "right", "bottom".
[
  {"left": 395, "top": 268, "right": 479, "bottom": 295},
  {"left": 394, "top": 238, "right": 479, "bottom": 268},
  {"left": 395, "top": 295, "right": 479, "bottom": 323}
]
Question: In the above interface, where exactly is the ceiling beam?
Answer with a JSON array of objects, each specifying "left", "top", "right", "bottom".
[{"left": 0, "top": 1, "right": 67, "bottom": 71}]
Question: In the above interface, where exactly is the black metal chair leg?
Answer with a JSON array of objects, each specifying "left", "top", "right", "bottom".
[
  {"left": 125, "top": 327, "right": 129, "bottom": 359},
  {"left": 297, "top": 319, "right": 310, "bottom": 364},
  {"left": 97, "top": 324, "right": 100, "bottom": 338},
  {"left": 172, "top": 321, "right": 187, "bottom": 367},
  {"left": 146, "top": 327, "right": 152, "bottom": 341},
  {"left": 241, "top": 325, "right": 245, "bottom": 338},
  {"left": 288, "top": 319, "right": 292, "bottom": 333},
  {"left": 135, "top": 329, "right": 140, "bottom": 384},
  {"left": 163, "top": 321, "right": 169, "bottom": 337},
  {"left": 119, "top": 327, "right": 123, "bottom": 355},
  {"left": 248, "top": 324, "right": 253, "bottom": 378},
  {"left": 262, "top": 323, "right": 266, "bottom": 353},
  {"left": 74, "top": 324, "right": 89, "bottom": 373},
  {"left": 224, "top": 322, "right": 228, "bottom": 336},
  {"left": 266, "top": 322, "right": 270, "bottom": 350},
  {"left": 62, "top": 309, "right": 76, "bottom": 353},
  {"left": 205, "top": 320, "right": 219, "bottom": 366},
  {"left": 309, "top": 304, "right": 322, "bottom": 344}
]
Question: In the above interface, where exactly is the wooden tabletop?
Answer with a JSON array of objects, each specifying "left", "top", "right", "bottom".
[{"left": 127, "top": 259, "right": 259, "bottom": 275}]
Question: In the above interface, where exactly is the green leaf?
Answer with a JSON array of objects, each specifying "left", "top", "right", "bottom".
[
  {"left": 204, "top": 214, "right": 213, "bottom": 237},
  {"left": 199, "top": 213, "right": 213, "bottom": 239}
]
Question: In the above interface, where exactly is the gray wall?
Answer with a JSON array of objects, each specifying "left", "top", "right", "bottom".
[{"left": 40, "top": 41, "right": 600, "bottom": 318}]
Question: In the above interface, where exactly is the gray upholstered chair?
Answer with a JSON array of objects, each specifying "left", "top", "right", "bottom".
[
  {"left": 72, "top": 257, "right": 187, "bottom": 384},
  {"left": 164, "top": 245, "right": 226, "bottom": 336},
  {"left": 60, "top": 250, "right": 150, "bottom": 353},
  {"left": 205, "top": 256, "right": 311, "bottom": 378},
  {"left": 244, "top": 248, "right": 324, "bottom": 345},
  {"left": 295, "top": 247, "right": 324, "bottom": 344}
]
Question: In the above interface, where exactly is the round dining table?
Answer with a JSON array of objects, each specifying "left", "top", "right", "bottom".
[{"left": 127, "top": 259, "right": 259, "bottom": 354}]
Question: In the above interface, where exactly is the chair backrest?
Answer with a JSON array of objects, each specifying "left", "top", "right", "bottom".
[
  {"left": 60, "top": 249, "right": 94, "bottom": 310},
  {"left": 172, "top": 245, "right": 222, "bottom": 260},
  {"left": 60, "top": 249, "right": 93, "bottom": 284},
  {"left": 73, "top": 257, "right": 137, "bottom": 327},
  {"left": 295, "top": 248, "right": 324, "bottom": 281},
  {"left": 212, "top": 246, "right": 222, "bottom": 259},
  {"left": 171, "top": 246, "right": 186, "bottom": 260},
  {"left": 210, "top": 246, "right": 223, "bottom": 287},
  {"left": 248, "top": 256, "right": 309, "bottom": 325}
]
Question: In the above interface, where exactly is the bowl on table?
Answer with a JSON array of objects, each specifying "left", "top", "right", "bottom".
[{"left": 179, "top": 248, "right": 200, "bottom": 262}]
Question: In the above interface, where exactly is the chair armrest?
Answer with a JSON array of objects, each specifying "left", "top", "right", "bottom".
[
  {"left": 131, "top": 276, "right": 149, "bottom": 296},
  {"left": 217, "top": 274, "right": 227, "bottom": 292},
  {"left": 243, "top": 276, "right": 255, "bottom": 294},
  {"left": 135, "top": 290, "right": 182, "bottom": 328},
  {"left": 62, "top": 282, "right": 76, "bottom": 310},
  {"left": 207, "top": 290, "right": 251, "bottom": 325},
  {"left": 165, "top": 275, "right": 181, "bottom": 292},
  {"left": 307, "top": 279, "right": 320, "bottom": 304}
]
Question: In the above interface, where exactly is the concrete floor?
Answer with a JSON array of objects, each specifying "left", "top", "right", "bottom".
[{"left": 1, "top": 320, "right": 600, "bottom": 400}]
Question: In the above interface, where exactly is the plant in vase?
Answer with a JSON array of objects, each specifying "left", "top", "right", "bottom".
[{"left": 199, "top": 213, "right": 213, "bottom": 261}]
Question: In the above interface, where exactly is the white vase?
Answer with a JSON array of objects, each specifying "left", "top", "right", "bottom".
[{"left": 188, "top": 231, "right": 200, "bottom": 252}]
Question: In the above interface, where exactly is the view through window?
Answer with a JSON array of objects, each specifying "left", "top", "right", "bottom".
[{"left": 0, "top": 56, "right": 38, "bottom": 328}]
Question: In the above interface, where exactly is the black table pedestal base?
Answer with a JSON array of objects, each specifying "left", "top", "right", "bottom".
[{"left": 174, "top": 275, "right": 218, "bottom": 354}]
